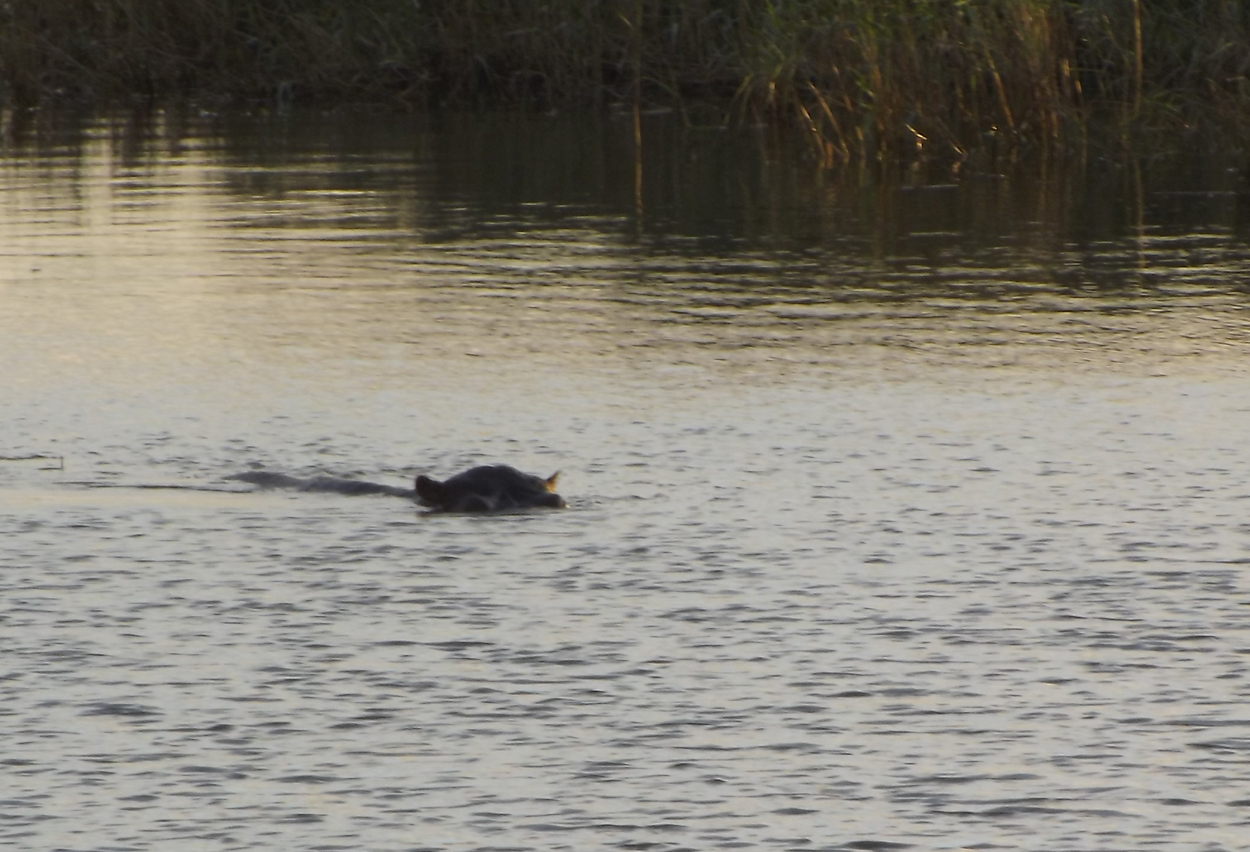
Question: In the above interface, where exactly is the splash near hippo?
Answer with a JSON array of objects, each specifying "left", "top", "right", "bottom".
[{"left": 229, "top": 464, "right": 566, "bottom": 513}]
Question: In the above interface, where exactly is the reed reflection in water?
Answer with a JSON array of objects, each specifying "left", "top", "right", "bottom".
[{"left": 1, "top": 111, "right": 1249, "bottom": 852}]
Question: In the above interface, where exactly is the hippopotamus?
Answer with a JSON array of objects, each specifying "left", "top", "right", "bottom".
[
  {"left": 229, "top": 464, "right": 565, "bottom": 513},
  {"left": 415, "top": 465, "right": 565, "bottom": 512}
]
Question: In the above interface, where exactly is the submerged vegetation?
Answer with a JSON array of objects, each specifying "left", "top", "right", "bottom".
[{"left": 2, "top": 1, "right": 1249, "bottom": 163}]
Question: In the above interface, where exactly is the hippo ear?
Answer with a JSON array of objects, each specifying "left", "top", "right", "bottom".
[
  {"left": 544, "top": 471, "right": 560, "bottom": 492},
  {"left": 415, "top": 475, "right": 447, "bottom": 507}
]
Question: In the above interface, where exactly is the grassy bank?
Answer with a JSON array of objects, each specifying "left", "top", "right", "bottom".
[{"left": 2, "top": 1, "right": 1248, "bottom": 162}]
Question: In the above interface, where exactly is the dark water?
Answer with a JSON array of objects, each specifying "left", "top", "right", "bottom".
[{"left": 3, "top": 110, "right": 1250, "bottom": 851}]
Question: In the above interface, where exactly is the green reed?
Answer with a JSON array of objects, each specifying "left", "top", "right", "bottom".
[{"left": 2, "top": 0, "right": 1248, "bottom": 162}]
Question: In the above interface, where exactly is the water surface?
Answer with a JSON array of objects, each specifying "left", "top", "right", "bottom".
[{"left": 2, "top": 110, "right": 1250, "bottom": 852}]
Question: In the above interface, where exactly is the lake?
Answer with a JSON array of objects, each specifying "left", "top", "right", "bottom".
[{"left": 2, "top": 109, "right": 1249, "bottom": 852}]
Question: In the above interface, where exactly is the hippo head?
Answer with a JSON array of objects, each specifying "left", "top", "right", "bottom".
[{"left": 415, "top": 465, "right": 565, "bottom": 512}]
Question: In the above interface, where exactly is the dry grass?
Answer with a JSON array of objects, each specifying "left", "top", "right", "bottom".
[{"left": 2, "top": 0, "right": 1248, "bottom": 162}]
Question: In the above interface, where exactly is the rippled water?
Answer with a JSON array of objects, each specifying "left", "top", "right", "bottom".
[{"left": 3, "top": 111, "right": 1250, "bottom": 851}]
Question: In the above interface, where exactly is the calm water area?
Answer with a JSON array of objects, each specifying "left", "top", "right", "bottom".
[{"left": 2, "top": 109, "right": 1250, "bottom": 851}]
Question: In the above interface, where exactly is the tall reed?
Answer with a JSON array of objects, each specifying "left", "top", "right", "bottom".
[{"left": 2, "top": 1, "right": 1248, "bottom": 161}]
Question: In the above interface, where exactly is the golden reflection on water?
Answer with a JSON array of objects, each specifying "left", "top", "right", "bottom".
[
  {"left": 5, "top": 113, "right": 1250, "bottom": 852},
  {"left": 2, "top": 111, "right": 1250, "bottom": 407}
]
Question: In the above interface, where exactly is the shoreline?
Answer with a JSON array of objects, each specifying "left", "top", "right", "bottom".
[{"left": 3, "top": 1, "right": 1249, "bottom": 163}]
